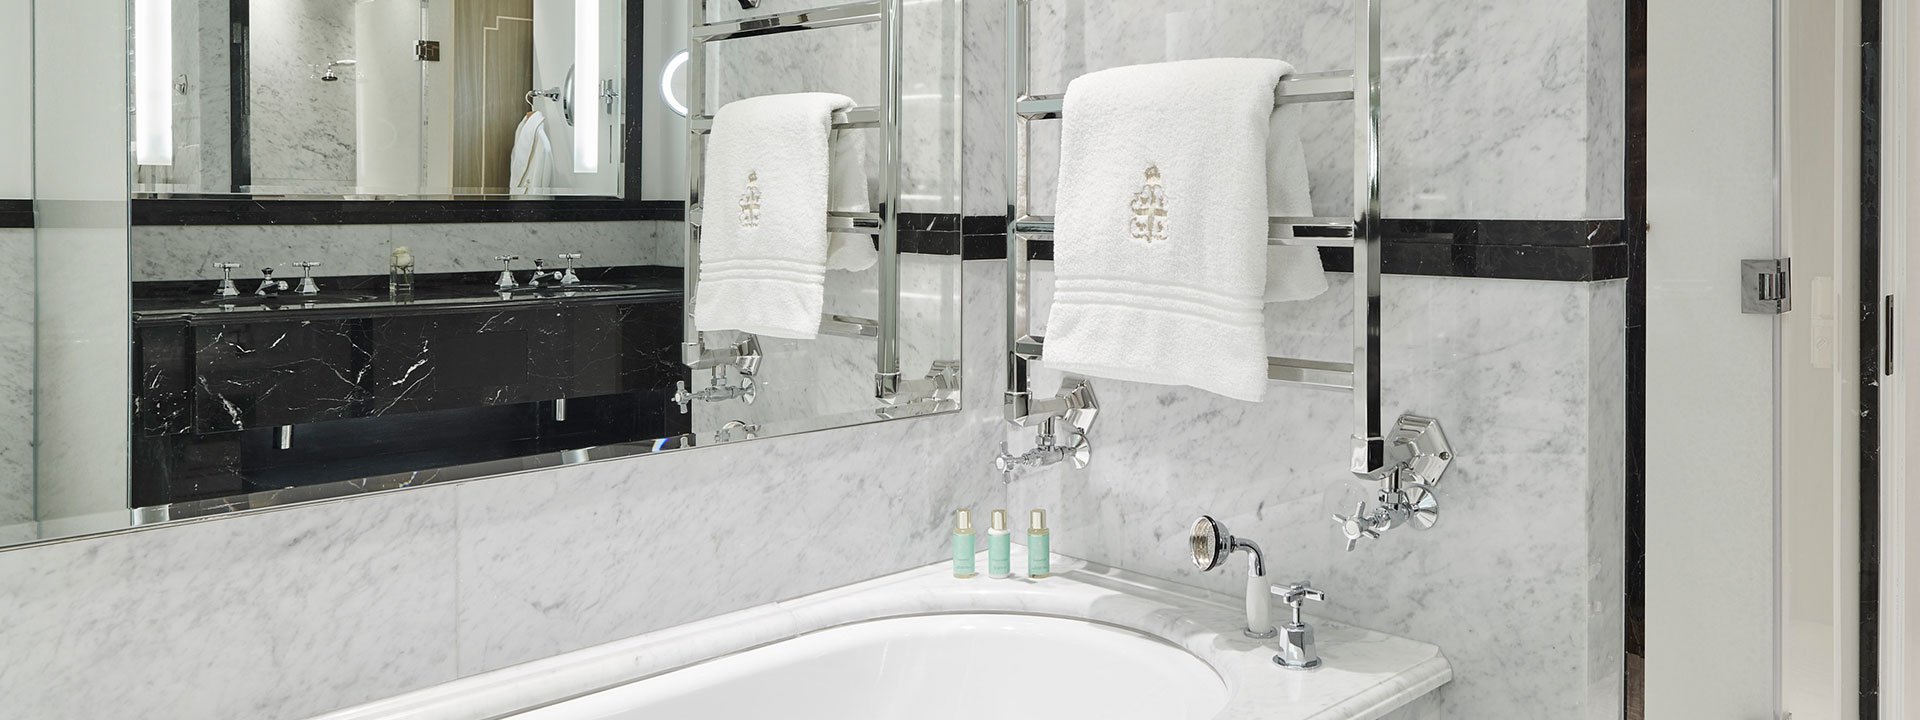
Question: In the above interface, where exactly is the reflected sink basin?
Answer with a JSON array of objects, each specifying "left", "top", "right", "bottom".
[
  {"left": 200, "top": 293, "right": 381, "bottom": 308},
  {"left": 503, "top": 283, "right": 637, "bottom": 295}
]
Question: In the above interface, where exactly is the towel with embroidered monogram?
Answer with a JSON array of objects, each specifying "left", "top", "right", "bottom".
[
  {"left": 694, "top": 92, "right": 857, "bottom": 339},
  {"left": 1044, "top": 58, "right": 1295, "bottom": 402}
]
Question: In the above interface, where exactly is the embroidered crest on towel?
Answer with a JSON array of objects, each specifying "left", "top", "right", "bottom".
[
  {"left": 739, "top": 171, "right": 763, "bottom": 228},
  {"left": 1128, "top": 164, "right": 1169, "bottom": 244}
]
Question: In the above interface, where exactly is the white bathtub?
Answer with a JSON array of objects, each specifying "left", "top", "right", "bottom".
[
  {"left": 517, "top": 614, "right": 1227, "bottom": 720},
  {"left": 315, "top": 547, "right": 1449, "bottom": 720}
]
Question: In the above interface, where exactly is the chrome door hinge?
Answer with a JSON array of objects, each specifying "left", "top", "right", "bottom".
[
  {"left": 415, "top": 40, "right": 441, "bottom": 62},
  {"left": 1741, "top": 258, "right": 1792, "bottom": 314}
]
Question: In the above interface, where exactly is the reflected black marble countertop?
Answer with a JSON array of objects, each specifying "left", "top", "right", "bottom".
[{"left": 132, "top": 265, "right": 683, "bottom": 324}]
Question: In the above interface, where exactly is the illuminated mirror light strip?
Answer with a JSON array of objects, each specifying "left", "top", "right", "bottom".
[
  {"left": 573, "top": 0, "right": 599, "bottom": 173},
  {"left": 134, "top": 0, "right": 173, "bottom": 166}
]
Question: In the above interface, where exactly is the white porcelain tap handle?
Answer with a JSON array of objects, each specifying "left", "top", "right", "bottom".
[{"left": 1247, "top": 574, "right": 1274, "bottom": 638}]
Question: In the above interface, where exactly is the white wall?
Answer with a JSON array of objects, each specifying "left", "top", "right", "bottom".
[
  {"left": 0, "top": 0, "right": 29, "bottom": 198},
  {"left": 354, "top": 0, "right": 426, "bottom": 194}
]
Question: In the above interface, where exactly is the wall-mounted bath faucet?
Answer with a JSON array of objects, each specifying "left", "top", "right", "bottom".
[
  {"left": 293, "top": 261, "right": 322, "bottom": 295},
  {"left": 493, "top": 255, "right": 521, "bottom": 290},
  {"left": 255, "top": 268, "right": 288, "bottom": 296},
  {"left": 673, "top": 366, "right": 756, "bottom": 413},
  {"left": 1332, "top": 416, "right": 1454, "bottom": 552},
  {"left": 1188, "top": 515, "right": 1275, "bottom": 639},
  {"left": 1270, "top": 582, "right": 1324, "bottom": 670},
  {"left": 994, "top": 414, "right": 1091, "bottom": 480}
]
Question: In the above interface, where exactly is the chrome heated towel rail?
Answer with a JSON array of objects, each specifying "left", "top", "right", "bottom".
[{"left": 683, "top": 0, "right": 919, "bottom": 400}]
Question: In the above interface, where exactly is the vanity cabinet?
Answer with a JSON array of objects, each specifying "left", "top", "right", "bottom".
[{"left": 131, "top": 292, "right": 690, "bottom": 506}]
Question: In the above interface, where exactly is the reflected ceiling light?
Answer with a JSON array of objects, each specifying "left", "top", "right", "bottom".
[
  {"left": 134, "top": 0, "right": 173, "bottom": 166},
  {"left": 661, "top": 50, "right": 689, "bottom": 118},
  {"left": 573, "top": 0, "right": 600, "bottom": 173}
]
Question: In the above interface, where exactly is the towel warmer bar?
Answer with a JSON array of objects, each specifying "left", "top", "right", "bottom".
[
  {"left": 684, "top": 0, "right": 944, "bottom": 401},
  {"left": 1004, "top": 0, "right": 1454, "bottom": 547}
]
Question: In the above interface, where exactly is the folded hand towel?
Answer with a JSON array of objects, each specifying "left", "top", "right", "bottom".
[
  {"left": 694, "top": 92, "right": 856, "bottom": 339},
  {"left": 1044, "top": 58, "right": 1293, "bottom": 402},
  {"left": 1264, "top": 103, "right": 1329, "bottom": 302},
  {"left": 825, "top": 129, "right": 877, "bottom": 272}
]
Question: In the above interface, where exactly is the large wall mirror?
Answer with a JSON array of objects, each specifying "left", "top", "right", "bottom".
[
  {"left": 3, "top": 0, "right": 964, "bottom": 548},
  {"left": 134, "top": 0, "right": 630, "bottom": 198}
]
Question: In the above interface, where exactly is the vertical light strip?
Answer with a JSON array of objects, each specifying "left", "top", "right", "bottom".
[
  {"left": 573, "top": 0, "right": 599, "bottom": 172},
  {"left": 133, "top": 0, "right": 173, "bottom": 166}
]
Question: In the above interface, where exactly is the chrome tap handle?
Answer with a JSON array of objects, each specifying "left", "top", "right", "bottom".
[
  {"left": 1270, "top": 582, "right": 1325, "bottom": 670},
  {"left": 214, "top": 263, "right": 242, "bottom": 297},
  {"left": 672, "top": 380, "right": 693, "bottom": 414},
  {"left": 1332, "top": 501, "right": 1384, "bottom": 552},
  {"left": 557, "top": 253, "right": 582, "bottom": 285},
  {"left": 494, "top": 255, "right": 521, "bottom": 289},
  {"left": 293, "top": 261, "right": 322, "bottom": 295},
  {"left": 255, "top": 267, "right": 289, "bottom": 296}
]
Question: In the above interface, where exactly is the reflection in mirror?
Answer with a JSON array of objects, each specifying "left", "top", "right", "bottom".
[
  {"left": 2, "top": 0, "right": 963, "bottom": 547},
  {"left": 131, "top": 0, "right": 628, "bottom": 198}
]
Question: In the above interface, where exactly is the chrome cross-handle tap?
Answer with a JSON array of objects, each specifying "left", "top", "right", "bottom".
[
  {"left": 493, "top": 255, "right": 521, "bottom": 289},
  {"left": 1271, "top": 582, "right": 1325, "bottom": 670},
  {"left": 672, "top": 368, "right": 757, "bottom": 414},
  {"left": 254, "top": 267, "right": 289, "bottom": 296},
  {"left": 994, "top": 415, "right": 1091, "bottom": 480},
  {"left": 557, "top": 252, "right": 582, "bottom": 285},
  {"left": 293, "top": 261, "right": 322, "bottom": 295},
  {"left": 213, "top": 262, "right": 242, "bottom": 297}
]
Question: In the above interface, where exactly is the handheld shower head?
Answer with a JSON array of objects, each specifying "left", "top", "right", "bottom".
[{"left": 1189, "top": 515, "right": 1264, "bottom": 576}]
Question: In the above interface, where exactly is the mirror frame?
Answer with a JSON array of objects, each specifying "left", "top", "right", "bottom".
[{"left": 130, "top": 0, "right": 684, "bottom": 226}]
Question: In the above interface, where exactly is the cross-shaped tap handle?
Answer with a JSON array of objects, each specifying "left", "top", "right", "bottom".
[{"left": 494, "top": 255, "right": 520, "bottom": 265}]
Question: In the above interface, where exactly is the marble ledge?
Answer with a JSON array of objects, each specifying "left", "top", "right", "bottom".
[{"left": 316, "top": 546, "right": 1450, "bottom": 720}]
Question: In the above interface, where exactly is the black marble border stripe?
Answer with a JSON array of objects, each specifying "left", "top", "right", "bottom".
[
  {"left": 0, "top": 200, "right": 30, "bottom": 229},
  {"left": 1859, "top": 0, "right": 1883, "bottom": 712},
  {"left": 984, "top": 217, "right": 1628, "bottom": 282}
]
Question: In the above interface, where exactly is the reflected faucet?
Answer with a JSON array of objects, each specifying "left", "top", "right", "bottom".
[{"left": 320, "top": 59, "right": 356, "bottom": 82}]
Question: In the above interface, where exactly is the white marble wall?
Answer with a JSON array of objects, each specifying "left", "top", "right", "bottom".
[
  {"left": 0, "top": 230, "right": 32, "bottom": 546},
  {"left": 249, "top": 0, "right": 358, "bottom": 190},
  {"left": 1001, "top": 274, "right": 1626, "bottom": 719},
  {"left": 703, "top": 0, "right": 964, "bottom": 214},
  {"left": 130, "top": 220, "right": 680, "bottom": 281},
  {"left": 969, "top": 0, "right": 1625, "bottom": 220},
  {"left": 0, "top": 260, "right": 1005, "bottom": 720}
]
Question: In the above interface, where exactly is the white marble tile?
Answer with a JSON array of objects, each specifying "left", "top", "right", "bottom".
[
  {"left": 454, "top": 260, "right": 1002, "bottom": 674},
  {"left": 388, "top": 220, "right": 670, "bottom": 274},
  {"left": 0, "top": 230, "right": 31, "bottom": 538},
  {"left": 248, "top": 0, "right": 358, "bottom": 188},
  {"left": 1006, "top": 276, "right": 1626, "bottom": 719},
  {"left": 0, "top": 489, "right": 460, "bottom": 720},
  {"left": 131, "top": 224, "right": 395, "bottom": 281},
  {"left": 986, "top": 0, "right": 1624, "bottom": 220}
]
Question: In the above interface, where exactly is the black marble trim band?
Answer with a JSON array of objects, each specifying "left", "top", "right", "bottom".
[
  {"left": 0, "top": 200, "right": 30, "bottom": 229},
  {"left": 985, "top": 217, "right": 1628, "bottom": 282},
  {"left": 1859, "top": 0, "right": 1884, "bottom": 712}
]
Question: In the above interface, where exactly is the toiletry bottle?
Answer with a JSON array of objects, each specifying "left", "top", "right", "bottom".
[
  {"left": 1028, "top": 509, "right": 1051, "bottom": 578},
  {"left": 988, "top": 509, "right": 1011, "bottom": 578},
  {"left": 952, "top": 509, "right": 977, "bottom": 579}
]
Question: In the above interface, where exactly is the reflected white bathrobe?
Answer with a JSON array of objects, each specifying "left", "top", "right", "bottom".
[{"left": 510, "top": 111, "right": 553, "bottom": 195}]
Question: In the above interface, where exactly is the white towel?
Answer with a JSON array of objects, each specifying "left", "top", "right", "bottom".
[
  {"left": 694, "top": 92, "right": 856, "bottom": 339},
  {"left": 1265, "top": 104, "right": 1330, "bottom": 302},
  {"left": 509, "top": 111, "right": 553, "bottom": 195},
  {"left": 1044, "top": 58, "right": 1295, "bottom": 402}
]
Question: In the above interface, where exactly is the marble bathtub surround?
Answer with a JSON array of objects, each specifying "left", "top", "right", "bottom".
[{"left": 314, "top": 546, "right": 1452, "bottom": 720}]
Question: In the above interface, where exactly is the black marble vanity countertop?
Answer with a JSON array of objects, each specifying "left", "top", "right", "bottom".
[{"left": 132, "top": 265, "right": 683, "bottom": 324}]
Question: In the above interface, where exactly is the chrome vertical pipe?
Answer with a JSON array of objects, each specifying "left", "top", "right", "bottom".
[
  {"left": 1349, "top": 0, "right": 1385, "bottom": 479},
  {"left": 874, "top": 0, "right": 905, "bottom": 398},
  {"left": 1004, "top": 0, "right": 1033, "bottom": 422},
  {"left": 682, "top": 0, "right": 710, "bottom": 367}
]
